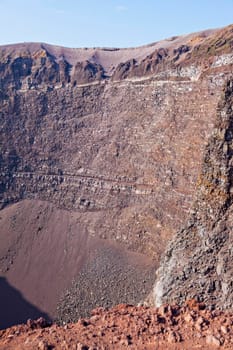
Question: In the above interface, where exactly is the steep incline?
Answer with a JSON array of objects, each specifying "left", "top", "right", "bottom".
[
  {"left": 1, "top": 25, "right": 233, "bottom": 258},
  {"left": 0, "top": 200, "right": 156, "bottom": 328},
  {"left": 154, "top": 80, "right": 233, "bottom": 309},
  {"left": 0, "top": 24, "right": 233, "bottom": 322}
]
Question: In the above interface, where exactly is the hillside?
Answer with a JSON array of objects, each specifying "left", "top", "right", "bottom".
[{"left": 0, "top": 24, "right": 233, "bottom": 327}]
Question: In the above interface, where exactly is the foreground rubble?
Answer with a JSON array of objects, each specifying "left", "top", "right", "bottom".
[{"left": 1, "top": 301, "right": 233, "bottom": 349}]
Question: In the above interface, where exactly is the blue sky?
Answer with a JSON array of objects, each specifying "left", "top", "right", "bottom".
[{"left": 0, "top": 0, "right": 232, "bottom": 48}]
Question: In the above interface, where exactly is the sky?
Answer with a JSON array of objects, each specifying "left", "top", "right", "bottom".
[{"left": 0, "top": 0, "right": 232, "bottom": 48}]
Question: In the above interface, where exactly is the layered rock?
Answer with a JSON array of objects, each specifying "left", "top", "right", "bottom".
[
  {"left": 1, "top": 26, "right": 233, "bottom": 259},
  {"left": 154, "top": 79, "right": 233, "bottom": 309},
  {"left": 0, "top": 25, "right": 233, "bottom": 322}
]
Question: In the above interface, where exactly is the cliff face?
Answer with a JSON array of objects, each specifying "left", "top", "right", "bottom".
[
  {"left": 0, "top": 25, "right": 233, "bottom": 321},
  {"left": 1, "top": 26, "right": 233, "bottom": 258},
  {"left": 154, "top": 80, "right": 233, "bottom": 309}
]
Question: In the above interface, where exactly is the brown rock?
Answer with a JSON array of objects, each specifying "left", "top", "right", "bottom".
[
  {"left": 206, "top": 335, "right": 221, "bottom": 347},
  {"left": 167, "top": 330, "right": 181, "bottom": 343},
  {"left": 76, "top": 344, "right": 89, "bottom": 350},
  {"left": 221, "top": 326, "right": 228, "bottom": 334},
  {"left": 184, "top": 313, "right": 194, "bottom": 323},
  {"left": 38, "top": 340, "right": 50, "bottom": 350},
  {"left": 1, "top": 24, "right": 233, "bottom": 331},
  {"left": 154, "top": 80, "right": 233, "bottom": 313},
  {"left": 195, "top": 316, "right": 205, "bottom": 331}
]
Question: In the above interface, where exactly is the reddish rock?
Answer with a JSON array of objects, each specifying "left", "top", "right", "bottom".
[{"left": 1, "top": 302, "right": 233, "bottom": 349}]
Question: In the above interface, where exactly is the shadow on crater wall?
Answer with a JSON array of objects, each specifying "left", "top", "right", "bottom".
[{"left": 0, "top": 276, "right": 51, "bottom": 330}]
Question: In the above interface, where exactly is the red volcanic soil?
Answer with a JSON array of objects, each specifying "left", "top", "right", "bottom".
[{"left": 1, "top": 301, "right": 233, "bottom": 349}]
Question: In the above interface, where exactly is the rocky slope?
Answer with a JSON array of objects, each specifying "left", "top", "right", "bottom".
[
  {"left": 0, "top": 200, "right": 156, "bottom": 329},
  {"left": 0, "top": 24, "right": 233, "bottom": 325},
  {"left": 154, "top": 79, "right": 233, "bottom": 309},
  {"left": 1, "top": 301, "right": 233, "bottom": 349}
]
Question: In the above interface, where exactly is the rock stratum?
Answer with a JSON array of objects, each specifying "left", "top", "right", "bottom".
[{"left": 0, "top": 24, "right": 233, "bottom": 329}]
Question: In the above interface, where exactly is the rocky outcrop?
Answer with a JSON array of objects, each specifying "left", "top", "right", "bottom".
[
  {"left": 71, "top": 60, "right": 105, "bottom": 85},
  {"left": 0, "top": 50, "right": 65, "bottom": 91},
  {"left": 2, "top": 302, "right": 233, "bottom": 349},
  {"left": 154, "top": 79, "right": 233, "bottom": 309},
  {"left": 1, "top": 25, "right": 233, "bottom": 258},
  {"left": 111, "top": 48, "right": 169, "bottom": 80},
  {"left": 1, "top": 25, "right": 233, "bottom": 324},
  {"left": 0, "top": 75, "right": 226, "bottom": 258}
]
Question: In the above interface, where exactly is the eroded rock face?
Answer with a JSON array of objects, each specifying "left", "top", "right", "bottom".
[
  {"left": 0, "top": 25, "right": 233, "bottom": 322},
  {"left": 154, "top": 80, "right": 233, "bottom": 309},
  {"left": 1, "top": 26, "right": 233, "bottom": 260}
]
